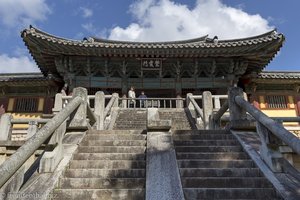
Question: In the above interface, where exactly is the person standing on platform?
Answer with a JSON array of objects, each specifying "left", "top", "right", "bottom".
[
  {"left": 128, "top": 86, "right": 136, "bottom": 108},
  {"left": 138, "top": 91, "right": 147, "bottom": 108}
]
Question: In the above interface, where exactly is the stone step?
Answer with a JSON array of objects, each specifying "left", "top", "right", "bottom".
[
  {"left": 80, "top": 140, "right": 146, "bottom": 146},
  {"left": 183, "top": 188, "right": 282, "bottom": 199},
  {"left": 77, "top": 146, "right": 146, "bottom": 153},
  {"left": 180, "top": 168, "right": 262, "bottom": 177},
  {"left": 114, "top": 125, "right": 147, "bottom": 129},
  {"left": 64, "top": 169, "right": 145, "bottom": 178},
  {"left": 73, "top": 153, "right": 145, "bottom": 160},
  {"left": 173, "top": 130, "right": 230, "bottom": 135},
  {"left": 177, "top": 160, "right": 255, "bottom": 168},
  {"left": 69, "top": 160, "right": 146, "bottom": 169},
  {"left": 88, "top": 130, "right": 145, "bottom": 134},
  {"left": 181, "top": 177, "right": 273, "bottom": 188},
  {"left": 176, "top": 152, "right": 249, "bottom": 160},
  {"left": 113, "top": 127, "right": 147, "bottom": 130},
  {"left": 174, "top": 139, "right": 239, "bottom": 146},
  {"left": 173, "top": 134, "right": 234, "bottom": 140},
  {"left": 84, "top": 134, "right": 146, "bottom": 140},
  {"left": 53, "top": 189, "right": 145, "bottom": 200},
  {"left": 59, "top": 178, "right": 145, "bottom": 189},
  {"left": 175, "top": 146, "right": 243, "bottom": 152},
  {"left": 113, "top": 121, "right": 146, "bottom": 123}
]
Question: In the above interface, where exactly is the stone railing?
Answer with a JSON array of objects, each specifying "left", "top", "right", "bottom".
[
  {"left": 213, "top": 87, "right": 300, "bottom": 172},
  {"left": 94, "top": 92, "right": 119, "bottom": 130},
  {"left": 186, "top": 92, "right": 228, "bottom": 129},
  {"left": 0, "top": 87, "right": 96, "bottom": 189},
  {"left": 119, "top": 97, "right": 184, "bottom": 109}
]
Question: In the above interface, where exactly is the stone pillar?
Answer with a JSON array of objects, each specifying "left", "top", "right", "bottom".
[
  {"left": 94, "top": 91, "right": 105, "bottom": 130},
  {"left": 214, "top": 96, "right": 221, "bottom": 109},
  {"left": 112, "top": 93, "right": 119, "bottom": 108},
  {"left": 52, "top": 93, "right": 63, "bottom": 114},
  {"left": 256, "top": 122, "right": 283, "bottom": 172},
  {"left": 0, "top": 113, "right": 12, "bottom": 140},
  {"left": 26, "top": 121, "right": 38, "bottom": 139},
  {"left": 68, "top": 87, "right": 88, "bottom": 129},
  {"left": 202, "top": 91, "right": 213, "bottom": 130},
  {"left": 122, "top": 94, "right": 127, "bottom": 108},
  {"left": 39, "top": 122, "right": 66, "bottom": 173},
  {"left": 228, "top": 87, "right": 247, "bottom": 129},
  {"left": 176, "top": 95, "right": 183, "bottom": 108}
]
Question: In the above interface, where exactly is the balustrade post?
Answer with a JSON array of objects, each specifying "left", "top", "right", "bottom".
[
  {"left": 39, "top": 121, "right": 66, "bottom": 173},
  {"left": 0, "top": 113, "right": 12, "bottom": 140},
  {"left": 52, "top": 93, "right": 63, "bottom": 114},
  {"left": 122, "top": 94, "right": 127, "bottom": 108},
  {"left": 112, "top": 93, "right": 119, "bottom": 108},
  {"left": 228, "top": 87, "right": 247, "bottom": 129},
  {"left": 176, "top": 95, "right": 183, "bottom": 108},
  {"left": 256, "top": 122, "right": 283, "bottom": 172},
  {"left": 186, "top": 93, "right": 192, "bottom": 109},
  {"left": 203, "top": 91, "right": 213, "bottom": 130},
  {"left": 95, "top": 91, "right": 105, "bottom": 130},
  {"left": 214, "top": 97, "right": 221, "bottom": 109},
  {"left": 26, "top": 121, "right": 38, "bottom": 139},
  {"left": 68, "top": 87, "right": 88, "bottom": 129}
]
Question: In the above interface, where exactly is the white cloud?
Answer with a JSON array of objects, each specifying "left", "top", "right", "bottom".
[
  {"left": 80, "top": 7, "right": 93, "bottom": 18},
  {"left": 82, "top": 22, "right": 97, "bottom": 34},
  {"left": 108, "top": 0, "right": 273, "bottom": 41},
  {"left": 0, "top": 0, "right": 51, "bottom": 28},
  {"left": 0, "top": 54, "right": 40, "bottom": 73}
]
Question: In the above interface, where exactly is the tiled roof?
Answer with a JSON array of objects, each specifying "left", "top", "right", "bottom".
[
  {"left": 22, "top": 26, "right": 283, "bottom": 49},
  {"left": 0, "top": 73, "right": 62, "bottom": 86},
  {"left": 258, "top": 71, "right": 300, "bottom": 79},
  {"left": 21, "top": 26, "right": 285, "bottom": 76}
]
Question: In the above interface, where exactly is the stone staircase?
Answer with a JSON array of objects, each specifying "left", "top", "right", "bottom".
[
  {"left": 52, "top": 130, "right": 147, "bottom": 200},
  {"left": 113, "top": 109, "right": 147, "bottom": 130},
  {"left": 158, "top": 109, "right": 193, "bottom": 130},
  {"left": 173, "top": 130, "right": 283, "bottom": 199}
]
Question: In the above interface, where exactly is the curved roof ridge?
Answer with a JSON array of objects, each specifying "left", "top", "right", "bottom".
[
  {"left": 261, "top": 70, "right": 300, "bottom": 73},
  {"left": 91, "top": 35, "right": 209, "bottom": 44},
  {"left": 22, "top": 26, "right": 283, "bottom": 45},
  {"left": 218, "top": 29, "right": 281, "bottom": 43},
  {"left": 21, "top": 25, "right": 82, "bottom": 42}
]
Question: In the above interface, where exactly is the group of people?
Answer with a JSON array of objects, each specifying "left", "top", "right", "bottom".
[{"left": 128, "top": 86, "right": 147, "bottom": 108}]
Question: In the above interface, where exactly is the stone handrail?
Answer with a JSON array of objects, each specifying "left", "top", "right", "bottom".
[
  {"left": 211, "top": 100, "right": 229, "bottom": 129},
  {"left": 0, "top": 87, "right": 95, "bottom": 188},
  {"left": 188, "top": 96, "right": 204, "bottom": 120},
  {"left": 103, "top": 93, "right": 119, "bottom": 117},
  {"left": 271, "top": 117, "right": 300, "bottom": 123},
  {"left": 11, "top": 119, "right": 50, "bottom": 124},
  {"left": 228, "top": 87, "right": 300, "bottom": 172},
  {"left": 120, "top": 97, "right": 184, "bottom": 108},
  {"left": 234, "top": 95, "right": 300, "bottom": 155}
]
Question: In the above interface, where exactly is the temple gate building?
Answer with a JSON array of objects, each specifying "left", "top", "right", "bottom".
[
  {"left": 21, "top": 26, "right": 284, "bottom": 96},
  {"left": 1, "top": 26, "right": 300, "bottom": 123}
]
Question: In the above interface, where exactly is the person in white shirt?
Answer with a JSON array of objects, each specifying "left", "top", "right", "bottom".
[{"left": 128, "top": 86, "right": 136, "bottom": 108}]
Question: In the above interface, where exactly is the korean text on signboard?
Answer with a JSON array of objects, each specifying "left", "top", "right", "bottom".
[{"left": 141, "top": 59, "right": 162, "bottom": 70}]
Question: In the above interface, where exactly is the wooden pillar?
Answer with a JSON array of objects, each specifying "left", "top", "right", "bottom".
[{"left": 296, "top": 96, "right": 300, "bottom": 116}]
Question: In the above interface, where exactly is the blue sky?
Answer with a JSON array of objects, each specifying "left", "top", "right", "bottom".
[{"left": 0, "top": 0, "right": 299, "bottom": 73}]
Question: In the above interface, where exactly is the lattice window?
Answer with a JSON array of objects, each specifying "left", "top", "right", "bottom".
[
  {"left": 266, "top": 95, "right": 287, "bottom": 109},
  {"left": 14, "top": 97, "right": 38, "bottom": 112}
]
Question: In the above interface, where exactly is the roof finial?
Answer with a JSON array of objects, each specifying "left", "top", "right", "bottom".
[{"left": 213, "top": 36, "right": 218, "bottom": 45}]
